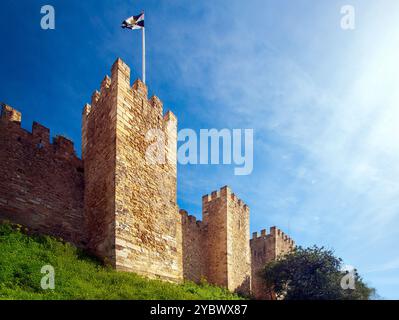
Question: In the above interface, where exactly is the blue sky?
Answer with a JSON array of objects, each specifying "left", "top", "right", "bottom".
[{"left": 1, "top": 0, "right": 398, "bottom": 299}]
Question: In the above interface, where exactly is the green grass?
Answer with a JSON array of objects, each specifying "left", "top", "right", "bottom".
[{"left": 0, "top": 222, "right": 243, "bottom": 300}]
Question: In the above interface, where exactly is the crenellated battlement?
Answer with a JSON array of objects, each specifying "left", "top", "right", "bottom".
[
  {"left": 53, "top": 135, "right": 76, "bottom": 157},
  {"left": 82, "top": 58, "right": 175, "bottom": 142},
  {"left": 230, "top": 192, "right": 249, "bottom": 212},
  {"left": 1, "top": 103, "right": 21, "bottom": 123},
  {"left": 202, "top": 185, "right": 249, "bottom": 214},
  {"left": 0, "top": 104, "right": 85, "bottom": 248},
  {"left": 0, "top": 104, "right": 79, "bottom": 160},
  {"left": 251, "top": 226, "right": 295, "bottom": 247},
  {"left": 180, "top": 209, "right": 203, "bottom": 229},
  {"left": 101, "top": 75, "right": 111, "bottom": 93},
  {"left": 202, "top": 186, "right": 223, "bottom": 203},
  {"left": 32, "top": 121, "right": 50, "bottom": 145}
]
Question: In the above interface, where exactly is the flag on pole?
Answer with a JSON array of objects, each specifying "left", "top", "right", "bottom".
[
  {"left": 121, "top": 13, "right": 144, "bottom": 29},
  {"left": 121, "top": 12, "right": 146, "bottom": 84}
]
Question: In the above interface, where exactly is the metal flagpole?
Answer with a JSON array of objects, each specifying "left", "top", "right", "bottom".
[{"left": 142, "top": 25, "right": 146, "bottom": 84}]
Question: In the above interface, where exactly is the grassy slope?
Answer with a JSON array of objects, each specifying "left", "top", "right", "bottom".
[{"left": 0, "top": 222, "right": 242, "bottom": 300}]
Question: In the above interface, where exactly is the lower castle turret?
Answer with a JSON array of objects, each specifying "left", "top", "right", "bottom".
[
  {"left": 181, "top": 186, "right": 251, "bottom": 295},
  {"left": 250, "top": 227, "right": 295, "bottom": 299}
]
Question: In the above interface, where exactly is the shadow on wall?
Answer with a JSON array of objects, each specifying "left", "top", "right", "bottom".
[
  {"left": 180, "top": 209, "right": 206, "bottom": 283},
  {"left": 235, "top": 275, "right": 251, "bottom": 297}
]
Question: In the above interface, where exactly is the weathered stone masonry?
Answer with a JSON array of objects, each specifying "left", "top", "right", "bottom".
[
  {"left": 0, "top": 58, "right": 295, "bottom": 298},
  {"left": 83, "top": 58, "right": 182, "bottom": 281},
  {"left": 181, "top": 186, "right": 251, "bottom": 294},
  {"left": 251, "top": 227, "right": 295, "bottom": 299},
  {"left": 0, "top": 104, "right": 86, "bottom": 246}
]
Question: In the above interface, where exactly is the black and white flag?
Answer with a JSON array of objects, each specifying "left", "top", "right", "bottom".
[
  {"left": 121, "top": 12, "right": 144, "bottom": 30},
  {"left": 121, "top": 12, "right": 146, "bottom": 83}
]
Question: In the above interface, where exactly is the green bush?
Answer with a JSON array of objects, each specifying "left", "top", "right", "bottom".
[{"left": 261, "top": 246, "right": 375, "bottom": 300}]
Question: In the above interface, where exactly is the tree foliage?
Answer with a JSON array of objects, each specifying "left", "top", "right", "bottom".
[{"left": 260, "top": 246, "right": 375, "bottom": 300}]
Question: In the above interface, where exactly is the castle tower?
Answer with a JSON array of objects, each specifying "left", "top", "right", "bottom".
[
  {"left": 202, "top": 186, "right": 251, "bottom": 294},
  {"left": 250, "top": 227, "right": 295, "bottom": 299},
  {"left": 82, "top": 58, "right": 182, "bottom": 282}
]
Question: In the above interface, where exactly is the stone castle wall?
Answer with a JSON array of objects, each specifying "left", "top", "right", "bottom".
[
  {"left": 250, "top": 227, "right": 295, "bottom": 299},
  {"left": 181, "top": 186, "right": 251, "bottom": 295},
  {"left": 0, "top": 104, "right": 86, "bottom": 247},
  {"left": 202, "top": 188, "right": 230, "bottom": 287},
  {"left": 0, "top": 58, "right": 295, "bottom": 298},
  {"left": 82, "top": 70, "right": 117, "bottom": 263},
  {"left": 227, "top": 190, "right": 251, "bottom": 294},
  {"left": 180, "top": 209, "right": 206, "bottom": 282}
]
